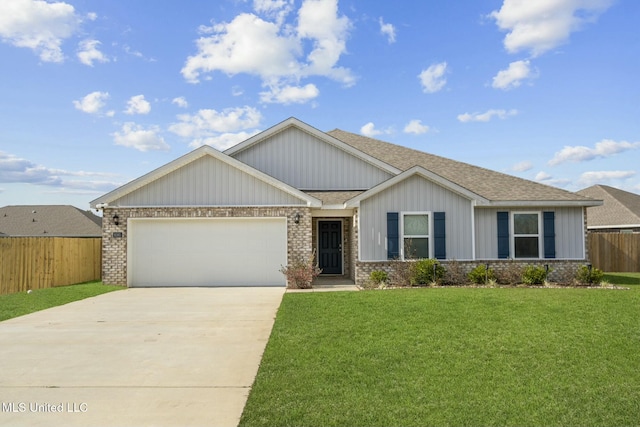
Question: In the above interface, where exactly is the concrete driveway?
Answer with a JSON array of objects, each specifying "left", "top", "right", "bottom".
[{"left": 0, "top": 287, "right": 285, "bottom": 427}]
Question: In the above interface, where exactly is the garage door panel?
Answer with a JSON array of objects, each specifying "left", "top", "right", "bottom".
[{"left": 128, "top": 218, "right": 287, "bottom": 287}]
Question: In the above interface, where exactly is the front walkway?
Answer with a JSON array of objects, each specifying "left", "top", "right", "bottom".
[{"left": 287, "top": 276, "right": 359, "bottom": 293}]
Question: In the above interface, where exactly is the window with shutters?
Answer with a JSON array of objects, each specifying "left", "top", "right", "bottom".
[
  {"left": 512, "top": 212, "right": 541, "bottom": 258},
  {"left": 402, "top": 213, "right": 430, "bottom": 259}
]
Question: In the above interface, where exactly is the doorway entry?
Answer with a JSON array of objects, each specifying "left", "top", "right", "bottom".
[{"left": 318, "top": 220, "right": 342, "bottom": 274}]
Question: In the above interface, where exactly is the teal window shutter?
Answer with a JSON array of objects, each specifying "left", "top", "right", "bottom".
[
  {"left": 387, "top": 212, "right": 399, "bottom": 259},
  {"left": 543, "top": 211, "right": 556, "bottom": 258},
  {"left": 497, "top": 211, "right": 510, "bottom": 259},
  {"left": 434, "top": 212, "right": 446, "bottom": 259}
]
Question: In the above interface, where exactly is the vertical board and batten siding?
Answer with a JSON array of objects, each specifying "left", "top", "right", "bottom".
[
  {"left": 230, "top": 127, "right": 393, "bottom": 190},
  {"left": 359, "top": 175, "right": 474, "bottom": 260},
  {"left": 474, "top": 207, "right": 585, "bottom": 259},
  {"left": 111, "top": 156, "right": 306, "bottom": 206}
]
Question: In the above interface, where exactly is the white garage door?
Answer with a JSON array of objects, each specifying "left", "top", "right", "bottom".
[{"left": 128, "top": 217, "right": 287, "bottom": 287}]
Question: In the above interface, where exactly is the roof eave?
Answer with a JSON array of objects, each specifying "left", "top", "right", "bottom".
[{"left": 482, "top": 200, "right": 604, "bottom": 208}]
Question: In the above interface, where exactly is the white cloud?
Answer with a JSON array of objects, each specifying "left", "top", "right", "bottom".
[
  {"left": 403, "top": 120, "right": 429, "bottom": 135},
  {"left": 77, "top": 39, "right": 108, "bottom": 66},
  {"left": 253, "top": 0, "right": 294, "bottom": 25},
  {"left": 492, "top": 60, "right": 534, "bottom": 90},
  {"left": 0, "top": 150, "right": 120, "bottom": 191},
  {"left": 360, "top": 122, "right": 393, "bottom": 138},
  {"left": 535, "top": 171, "right": 553, "bottom": 181},
  {"left": 360, "top": 122, "right": 381, "bottom": 137},
  {"left": 418, "top": 62, "right": 447, "bottom": 93},
  {"left": 181, "top": 0, "right": 353, "bottom": 105},
  {"left": 73, "top": 91, "right": 110, "bottom": 115},
  {"left": 168, "top": 106, "right": 262, "bottom": 150},
  {"left": 112, "top": 123, "right": 169, "bottom": 152},
  {"left": 457, "top": 109, "right": 518, "bottom": 123},
  {"left": 172, "top": 97, "right": 188, "bottom": 108},
  {"left": 125, "top": 95, "right": 151, "bottom": 115},
  {"left": 578, "top": 170, "right": 637, "bottom": 186},
  {"left": 379, "top": 17, "right": 396, "bottom": 44},
  {"left": 188, "top": 132, "right": 261, "bottom": 150},
  {"left": 260, "top": 83, "right": 319, "bottom": 104},
  {"left": 549, "top": 139, "right": 640, "bottom": 166},
  {"left": 490, "top": 0, "right": 614, "bottom": 57},
  {"left": 512, "top": 161, "right": 533, "bottom": 172},
  {"left": 0, "top": 0, "right": 80, "bottom": 62}
]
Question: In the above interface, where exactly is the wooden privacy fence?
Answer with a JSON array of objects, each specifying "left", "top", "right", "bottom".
[
  {"left": 0, "top": 237, "right": 102, "bottom": 295},
  {"left": 589, "top": 233, "right": 640, "bottom": 272}
]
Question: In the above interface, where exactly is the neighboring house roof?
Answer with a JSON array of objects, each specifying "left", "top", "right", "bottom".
[
  {"left": 0, "top": 205, "right": 102, "bottom": 237},
  {"left": 328, "top": 129, "right": 599, "bottom": 206},
  {"left": 577, "top": 185, "right": 640, "bottom": 229}
]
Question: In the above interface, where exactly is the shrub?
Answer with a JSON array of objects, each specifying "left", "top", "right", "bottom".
[
  {"left": 575, "top": 265, "right": 604, "bottom": 285},
  {"left": 495, "top": 261, "right": 523, "bottom": 285},
  {"left": 443, "top": 259, "right": 468, "bottom": 286},
  {"left": 467, "top": 264, "right": 496, "bottom": 285},
  {"left": 521, "top": 265, "right": 549, "bottom": 286},
  {"left": 280, "top": 253, "right": 321, "bottom": 289},
  {"left": 410, "top": 259, "right": 446, "bottom": 285},
  {"left": 389, "top": 260, "right": 413, "bottom": 287},
  {"left": 369, "top": 270, "right": 389, "bottom": 286}
]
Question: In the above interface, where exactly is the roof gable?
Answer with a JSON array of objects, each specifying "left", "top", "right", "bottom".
[
  {"left": 345, "top": 166, "right": 488, "bottom": 207},
  {"left": 329, "top": 129, "right": 599, "bottom": 205},
  {"left": 91, "top": 145, "right": 321, "bottom": 208},
  {"left": 225, "top": 117, "right": 401, "bottom": 178}
]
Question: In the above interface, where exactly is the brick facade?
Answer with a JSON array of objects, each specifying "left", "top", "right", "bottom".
[{"left": 101, "top": 206, "right": 312, "bottom": 286}]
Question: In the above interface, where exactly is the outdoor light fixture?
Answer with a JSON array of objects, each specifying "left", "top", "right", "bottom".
[
  {"left": 294, "top": 213, "right": 301, "bottom": 224},
  {"left": 113, "top": 214, "right": 120, "bottom": 226}
]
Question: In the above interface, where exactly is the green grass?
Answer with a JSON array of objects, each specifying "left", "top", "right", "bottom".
[
  {"left": 241, "top": 282, "right": 640, "bottom": 426},
  {"left": 604, "top": 272, "right": 640, "bottom": 286},
  {"left": 0, "top": 282, "right": 124, "bottom": 321}
]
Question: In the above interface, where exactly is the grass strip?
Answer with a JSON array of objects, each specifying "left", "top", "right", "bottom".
[{"left": 0, "top": 282, "right": 124, "bottom": 321}]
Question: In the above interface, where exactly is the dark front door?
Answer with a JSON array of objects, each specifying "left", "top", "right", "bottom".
[{"left": 318, "top": 221, "right": 342, "bottom": 274}]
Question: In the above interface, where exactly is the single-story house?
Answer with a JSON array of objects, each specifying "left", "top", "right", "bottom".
[
  {"left": 577, "top": 185, "right": 640, "bottom": 233},
  {"left": 91, "top": 117, "right": 602, "bottom": 287},
  {"left": 0, "top": 205, "right": 102, "bottom": 237}
]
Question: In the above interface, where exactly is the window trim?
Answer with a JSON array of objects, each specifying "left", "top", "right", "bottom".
[
  {"left": 400, "top": 211, "right": 431, "bottom": 260},
  {"left": 510, "top": 211, "right": 543, "bottom": 259}
]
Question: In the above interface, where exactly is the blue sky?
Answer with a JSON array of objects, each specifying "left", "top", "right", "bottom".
[{"left": 1, "top": 0, "right": 639, "bottom": 210}]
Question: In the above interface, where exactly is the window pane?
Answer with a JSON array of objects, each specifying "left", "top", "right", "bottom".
[
  {"left": 404, "top": 214, "right": 429, "bottom": 236},
  {"left": 404, "top": 238, "right": 429, "bottom": 259},
  {"left": 514, "top": 213, "right": 538, "bottom": 235},
  {"left": 515, "top": 237, "right": 539, "bottom": 258}
]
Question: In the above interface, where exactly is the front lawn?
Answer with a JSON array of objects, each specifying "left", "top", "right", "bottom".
[
  {"left": 241, "top": 283, "right": 640, "bottom": 426},
  {"left": 0, "top": 282, "right": 124, "bottom": 321}
]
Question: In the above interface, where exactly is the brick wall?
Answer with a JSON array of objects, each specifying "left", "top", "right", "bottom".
[{"left": 101, "top": 206, "right": 312, "bottom": 286}]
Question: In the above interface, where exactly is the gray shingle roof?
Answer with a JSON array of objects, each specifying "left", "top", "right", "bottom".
[
  {"left": 0, "top": 205, "right": 102, "bottom": 237},
  {"left": 577, "top": 185, "right": 640, "bottom": 228},
  {"left": 328, "top": 129, "right": 596, "bottom": 204}
]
